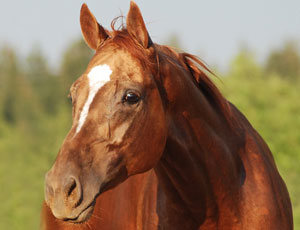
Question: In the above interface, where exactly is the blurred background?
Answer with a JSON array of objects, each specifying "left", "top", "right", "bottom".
[{"left": 0, "top": 0, "right": 299, "bottom": 229}]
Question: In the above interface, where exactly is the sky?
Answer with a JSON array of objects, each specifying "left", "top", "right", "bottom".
[{"left": 0, "top": 0, "right": 300, "bottom": 70}]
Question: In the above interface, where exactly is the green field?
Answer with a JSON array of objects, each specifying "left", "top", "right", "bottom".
[{"left": 0, "top": 40, "right": 299, "bottom": 229}]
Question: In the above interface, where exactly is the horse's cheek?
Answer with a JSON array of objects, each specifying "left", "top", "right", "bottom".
[{"left": 125, "top": 90, "right": 166, "bottom": 175}]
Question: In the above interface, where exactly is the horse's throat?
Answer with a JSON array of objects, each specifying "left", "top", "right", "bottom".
[
  {"left": 154, "top": 137, "right": 216, "bottom": 228},
  {"left": 154, "top": 114, "right": 243, "bottom": 228}
]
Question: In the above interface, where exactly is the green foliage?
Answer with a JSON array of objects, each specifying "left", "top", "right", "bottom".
[
  {"left": 25, "top": 47, "right": 62, "bottom": 115},
  {"left": 60, "top": 39, "right": 94, "bottom": 93},
  {"left": 0, "top": 39, "right": 89, "bottom": 230},
  {"left": 228, "top": 47, "right": 262, "bottom": 79},
  {"left": 0, "top": 38, "right": 299, "bottom": 230},
  {"left": 265, "top": 40, "right": 300, "bottom": 81},
  {"left": 0, "top": 110, "right": 71, "bottom": 230},
  {"left": 0, "top": 47, "right": 40, "bottom": 125},
  {"left": 0, "top": 47, "right": 21, "bottom": 123}
]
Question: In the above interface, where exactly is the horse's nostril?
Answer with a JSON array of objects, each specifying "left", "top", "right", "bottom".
[
  {"left": 67, "top": 178, "right": 77, "bottom": 197},
  {"left": 64, "top": 176, "right": 82, "bottom": 208}
]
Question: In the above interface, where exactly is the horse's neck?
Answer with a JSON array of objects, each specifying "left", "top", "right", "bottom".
[{"left": 154, "top": 61, "right": 245, "bottom": 228}]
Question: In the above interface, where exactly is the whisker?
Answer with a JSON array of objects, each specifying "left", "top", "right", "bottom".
[
  {"left": 86, "top": 222, "right": 92, "bottom": 230},
  {"left": 92, "top": 213, "right": 104, "bottom": 221}
]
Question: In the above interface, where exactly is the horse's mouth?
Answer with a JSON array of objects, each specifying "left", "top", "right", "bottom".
[
  {"left": 65, "top": 202, "right": 95, "bottom": 224},
  {"left": 59, "top": 164, "right": 127, "bottom": 224},
  {"left": 64, "top": 179, "right": 110, "bottom": 224}
]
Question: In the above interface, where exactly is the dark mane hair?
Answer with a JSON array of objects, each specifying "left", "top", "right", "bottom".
[
  {"left": 108, "top": 20, "right": 233, "bottom": 127},
  {"left": 153, "top": 44, "right": 234, "bottom": 128},
  {"left": 180, "top": 52, "right": 233, "bottom": 127}
]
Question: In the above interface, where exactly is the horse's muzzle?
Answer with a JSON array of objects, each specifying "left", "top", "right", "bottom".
[{"left": 44, "top": 170, "right": 90, "bottom": 222}]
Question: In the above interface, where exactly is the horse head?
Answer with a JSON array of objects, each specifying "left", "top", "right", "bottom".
[{"left": 45, "top": 2, "right": 167, "bottom": 223}]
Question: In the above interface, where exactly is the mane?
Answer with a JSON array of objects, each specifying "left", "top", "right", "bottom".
[
  {"left": 154, "top": 45, "right": 234, "bottom": 128},
  {"left": 182, "top": 52, "right": 234, "bottom": 127},
  {"left": 108, "top": 20, "right": 234, "bottom": 128}
]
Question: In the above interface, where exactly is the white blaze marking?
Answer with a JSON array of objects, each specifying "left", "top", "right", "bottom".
[{"left": 76, "top": 64, "right": 112, "bottom": 134}]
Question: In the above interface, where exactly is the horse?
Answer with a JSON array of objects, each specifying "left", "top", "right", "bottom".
[{"left": 42, "top": 2, "right": 293, "bottom": 229}]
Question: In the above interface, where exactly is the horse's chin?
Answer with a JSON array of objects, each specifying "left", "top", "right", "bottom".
[{"left": 66, "top": 202, "right": 96, "bottom": 224}]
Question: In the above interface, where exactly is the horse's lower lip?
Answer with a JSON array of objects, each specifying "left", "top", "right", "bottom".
[{"left": 66, "top": 204, "right": 95, "bottom": 223}]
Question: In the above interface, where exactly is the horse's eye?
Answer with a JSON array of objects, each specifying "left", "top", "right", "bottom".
[{"left": 123, "top": 91, "right": 141, "bottom": 105}]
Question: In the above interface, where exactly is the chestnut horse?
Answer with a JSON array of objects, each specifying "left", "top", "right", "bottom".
[{"left": 42, "top": 2, "right": 293, "bottom": 230}]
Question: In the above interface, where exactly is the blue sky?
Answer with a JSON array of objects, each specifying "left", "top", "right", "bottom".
[{"left": 0, "top": 0, "right": 300, "bottom": 70}]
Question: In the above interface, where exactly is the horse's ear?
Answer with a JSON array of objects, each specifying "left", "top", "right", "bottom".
[
  {"left": 127, "top": 1, "right": 153, "bottom": 48},
  {"left": 80, "top": 4, "right": 109, "bottom": 50}
]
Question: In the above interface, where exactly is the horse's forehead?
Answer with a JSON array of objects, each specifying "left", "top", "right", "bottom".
[
  {"left": 74, "top": 49, "right": 147, "bottom": 135},
  {"left": 89, "top": 48, "right": 145, "bottom": 83}
]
